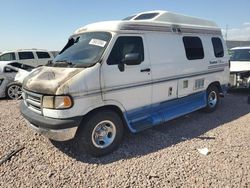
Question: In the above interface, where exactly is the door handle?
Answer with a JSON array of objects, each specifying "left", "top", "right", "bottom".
[{"left": 140, "top": 68, "right": 151, "bottom": 72}]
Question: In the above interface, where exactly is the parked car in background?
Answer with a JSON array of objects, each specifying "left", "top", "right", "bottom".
[
  {"left": 0, "top": 49, "right": 55, "bottom": 67},
  {"left": 0, "top": 62, "right": 34, "bottom": 99},
  {"left": 229, "top": 47, "right": 250, "bottom": 88}
]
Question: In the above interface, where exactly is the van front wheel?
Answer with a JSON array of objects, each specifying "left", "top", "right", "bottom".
[
  {"left": 77, "top": 110, "right": 124, "bottom": 157},
  {"left": 203, "top": 85, "right": 220, "bottom": 113}
]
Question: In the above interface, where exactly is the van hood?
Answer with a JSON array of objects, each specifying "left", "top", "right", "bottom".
[{"left": 22, "top": 66, "right": 83, "bottom": 95}]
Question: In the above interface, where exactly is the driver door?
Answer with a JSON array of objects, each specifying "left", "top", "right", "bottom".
[{"left": 101, "top": 35, "right": 152, "bottom": 112}]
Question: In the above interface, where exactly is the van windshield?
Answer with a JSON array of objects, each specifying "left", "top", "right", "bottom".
[
  {"left": 53, "top": 32, "right": 112, "bottom": 67},
  {"left": 230, "top": 49, "right": 250, "bottom": 61}
]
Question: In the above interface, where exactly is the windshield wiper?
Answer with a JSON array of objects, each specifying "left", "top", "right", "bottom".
[
  {"left": 53, "top": 60, "right": 74, "bottom": 67},
  {"left": 73, "top": 63, "right": 94, "bottom": 68}
]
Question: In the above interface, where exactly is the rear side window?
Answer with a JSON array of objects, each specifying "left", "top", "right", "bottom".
[
  {"left": 107, "top": 36, "right": 144, "bottom": 65},
  {"left": 183, "top": 37, "right": 204, "bottom": 60},
  {"left": 0, "top": 53, "right": 16, "bottom": 61},
  {"left": 212, "top": 37, "right": 224, "bottom": 57},
  {"left": 18, "top": 52, "right": 34, "bottom": 60},
  {"left": 36, "top": 52, "right": 51, "bottom": 59}
]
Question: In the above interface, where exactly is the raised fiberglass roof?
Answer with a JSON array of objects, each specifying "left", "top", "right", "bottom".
[
  {"left": 124, "top": 10, "right": 218, "bottom": 29},
  {"left": 74, "top": 10, "right": 220, "bottom": 35}
]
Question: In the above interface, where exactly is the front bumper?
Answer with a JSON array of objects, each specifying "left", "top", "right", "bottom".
[
  {"left": 20, "top": 101, "right": 82, "bottom": 141},
  {"left": 26, "top": 121, "right": 78, "bottom": 141}
]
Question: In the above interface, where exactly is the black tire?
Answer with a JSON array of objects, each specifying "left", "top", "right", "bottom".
[
  {"left": 77, "top": 110, "right": 124, "bottom": 157},
  {"left": 6, "top": 82, "right": 22, "bottom": 100},
  {"left": 203, "top": 85, "right": 220, "bottom": 113}
]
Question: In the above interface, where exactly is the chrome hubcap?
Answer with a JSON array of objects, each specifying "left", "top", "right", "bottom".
[
  {"left": 8, "top": 85, "right": 22, "bottom": 99},
  {"left": 92, "top": 120, "right": 116, "bottom": 148},
  {"left": 208, "top": 91, "right": 217, "bottom": 108}
]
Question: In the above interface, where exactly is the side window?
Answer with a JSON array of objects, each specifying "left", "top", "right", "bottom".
[
  {"left": 183, "top": 36, "right": 204, "bottom": 60},
  {"left": 107, "top": 36, "right": 144, "bottom": 65},
  {"left": 36, "top": 52, "right": 51, "bottom": 59},
  {"left": 18, "top": 52, "right": 34, "bottom": 60},
  {"left": 212, "top": 37, "right": 224, "bottom": 57},
  {"left": 0, "top": 53, "right": 16, "bottom": 61}
]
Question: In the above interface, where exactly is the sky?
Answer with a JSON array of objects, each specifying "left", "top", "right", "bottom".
[{"left": 0, "top": 0, "right": 250, "bottom": 52}]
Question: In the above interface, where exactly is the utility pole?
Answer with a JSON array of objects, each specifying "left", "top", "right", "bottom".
[{"left": 225, "top": 24, "right": 228, "bottom": 41}]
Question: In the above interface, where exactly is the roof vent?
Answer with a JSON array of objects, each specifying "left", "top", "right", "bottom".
[{"left": 134, "top": 13, "right": 159, "bottom": 20}]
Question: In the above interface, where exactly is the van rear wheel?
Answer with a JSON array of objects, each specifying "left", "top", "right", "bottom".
[
  {"left": 77, "top": 110, "right": 124, "bottom": 157},
  {"left": 203, "top": 85, "right": 220, "bottom": 113}
]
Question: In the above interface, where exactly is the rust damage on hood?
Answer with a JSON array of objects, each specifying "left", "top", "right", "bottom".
[{"left": 23, "top": 66, "right": 83, "bottom": 95}]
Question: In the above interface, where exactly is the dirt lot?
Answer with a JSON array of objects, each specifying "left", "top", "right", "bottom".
[{"left": 0, "top": 90, "right": 250, "bottom": 187}]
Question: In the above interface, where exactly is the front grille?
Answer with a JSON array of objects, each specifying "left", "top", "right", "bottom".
[{"left": 23, "top": 90, "right": 43, "bottom": 115}]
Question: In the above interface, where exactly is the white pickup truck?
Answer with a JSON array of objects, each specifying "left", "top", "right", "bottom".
[{"left": 229, "top": 47, "right": 250, "bottom": 88}]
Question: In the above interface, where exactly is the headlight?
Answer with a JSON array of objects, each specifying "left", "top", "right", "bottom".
[{"left": 42, "top": 95, "right": 73, "bottom": 109}]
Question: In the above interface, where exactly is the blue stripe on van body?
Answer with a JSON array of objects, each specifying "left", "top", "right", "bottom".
[{"left": 124, "top": 91, "right": 207, "bottom": 133}]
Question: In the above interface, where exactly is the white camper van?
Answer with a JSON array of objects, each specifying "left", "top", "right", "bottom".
[
  {"left": 21, "top": 11, "right": 229, "bottom": 156},
  {"left": 229, "top": 46, "right": 250, "bottom": 88}
]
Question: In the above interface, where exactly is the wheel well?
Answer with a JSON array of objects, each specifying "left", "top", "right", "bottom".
[
  {"left": 5, "top": 81, "right": 23, "bottom": 99},
  {"left": 207, "top": 81, "right": 223, "bottom": 94},
  {"left": 81, "top": 105, "right": 129, "bottom": 132},
  {"left": 6, "top": 81, "right": 22, "bottom": 88},
  {"left": 5, "top": 82, "right": 22, "bottom": 93}
]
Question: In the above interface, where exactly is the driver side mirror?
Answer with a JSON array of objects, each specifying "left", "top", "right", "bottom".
[
  {"left": 118, "top": 53, "right": 142, "bottom": 72},
  {"left": 123, "top": 53, "right": 142, "bottom": 65}
]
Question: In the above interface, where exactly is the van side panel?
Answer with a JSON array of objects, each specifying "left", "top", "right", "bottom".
[
  {"left": 119, "top": 32, "right": 228, "bottom": 132},
  {"left": 147, "top": 33, "right": 229, "bottom": 100},
  {"left": 146, "top": 33, "right": 181, "bottom": 103}
]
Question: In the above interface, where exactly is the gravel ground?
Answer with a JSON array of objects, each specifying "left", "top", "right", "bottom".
[{"left": 0, "top": 90, "right": 250, "bottom": 187}]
